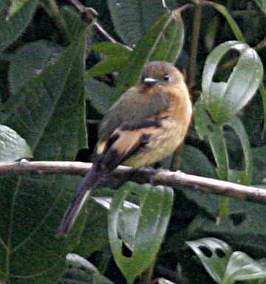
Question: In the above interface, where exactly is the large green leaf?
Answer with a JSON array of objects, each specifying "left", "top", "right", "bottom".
[
  {"left": 202, "top": 41, "right": 263, "bottom": 124},
  {"left": 0, "top": 30, "right": 88, "bottom": 282},
  {"left": 8, "top": 40, "right": 62, "bottom": 95},
  {"left": 0, "top": 0, "right": 39, "bottom": 52},
  {"left": 107, "top": 0, "right": 176, "bottom": 46},
  {"left": 108, "top": 182, "right": 173, "bottom": 284},
  {"left": 85, "top": 79, "right": 116, "bottom": 114},
  {"left": 116, "top": 11, "right": 184, "bottom": 96},
  {"left": 187, "top": 238, "right": 233, "bottom": 284},
  {"left": 0, "top": 124, "right": 32, "bottom": 161}
]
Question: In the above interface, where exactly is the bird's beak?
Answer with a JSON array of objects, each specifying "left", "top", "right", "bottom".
[{"left": 144, "top": 77, "right": 158, "bottom": 86}]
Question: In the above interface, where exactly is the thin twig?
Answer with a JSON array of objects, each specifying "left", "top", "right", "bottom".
[
  {"left": 1, "top": 161, "right": 266, "bottom": 204},
  {"left": 67, "top": 0, "right": 120, "bottom": 45}
]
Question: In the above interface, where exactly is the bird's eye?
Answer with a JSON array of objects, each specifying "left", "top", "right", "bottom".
[{"left": 163, "top": 75, "right": 170, "bottom": 81}]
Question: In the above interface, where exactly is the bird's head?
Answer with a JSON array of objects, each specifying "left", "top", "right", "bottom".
[{"left": 141, "top": 61, "right": 184, "bottom": 87}]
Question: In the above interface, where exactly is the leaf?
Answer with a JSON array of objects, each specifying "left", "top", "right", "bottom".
[
  {"left": 180, "top": 145, "right": 216, "bottom": 178},
  {"left": 188, "top": 198, "right": 266, "bottom": 258},
  {"left": 107, "top": 0, "right": 176, "bottom": 46},
  {"left": 62, "top": 254, "right": 115, "bottom": 284},
  {"left": 8, "top": 0, "right": 29, "bottom": 16},
  {"left": 202, "top": 41, "right": 264, "bottom": 124},
  {"left": 194, "top": 100, "right": 229, "bottom": 180},
  {"left": 187, "top": 238, "right": 233, "bottom": 284},
  {"left": 60, "top": 6, "right": 89, "bottom": 43},
  {"left": 158, "top": 278, "right": 176, "bottom": 284},
  {"left": 209, "top": 3, "right": 245, "bottom": 42},
  {"left": 66, "top": 253, "right": 98, "bottom": 273},
  {"left": 0, "top": 0, "right": 39, "bottom": 52},
  {"left": 260, "top": 85, "right": 266, "bottom": 136},
  {"left": 8, "top": 40, "right": 62, "bottom": 94},
  {"left": 108, "top": 182, "right": 173, "bottom": 284},
  {"left": 0, "top": 124, "right": 32, "bottom": 161},
  {"left": 116, "top": 11, "right": 184, "bottom": 96},
  {"left": 252, "top": 0, "right": 266, "bottom": 15},
  {"left": 93, "top": 42, "right": 131, "bottom": 58},
  {"left": 85, "top": 79, "right": 116, "bottom": 114},
  {"left": 225, "top": 117, "right": 253, "bottom": 185},
  {"left": 253, "top": 145, "right": 266, "bottom": 184},
  {"left": 86, "top": 42, "right": 131, "bottom": 78},
  {"left": 0, "top": 31, "right": 88, "bottom": 282},
  {"left": 223, "top": 252, "right": 266, "bottom": 284}
]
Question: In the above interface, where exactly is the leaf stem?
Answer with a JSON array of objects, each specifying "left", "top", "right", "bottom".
[
  {"left": 42, "top": 0, "right": 71, "bottom": 43},
  {"left": 188, "top": 0, "right": 203, "bottom": 89}
]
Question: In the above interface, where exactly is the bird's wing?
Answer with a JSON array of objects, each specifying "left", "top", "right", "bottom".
[
  {"left": 98, "top": 86, "right": 170, "bottom": 142},
  {"left": 96, "top": 121, "right": 162, "bottom": 170}
]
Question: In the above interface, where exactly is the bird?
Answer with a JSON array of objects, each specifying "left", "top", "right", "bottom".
[{"left": 57, "top": 61, "right": 192, "bottom": 235}]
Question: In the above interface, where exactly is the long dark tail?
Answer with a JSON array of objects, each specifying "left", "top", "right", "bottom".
[{"left": 57, "top": 164, "right": 106, "bottom": 235}]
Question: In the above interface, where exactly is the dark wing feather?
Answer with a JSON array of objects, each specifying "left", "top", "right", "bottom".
[{"left": 98, "top": 86, "right": 170, "bottom": 143}]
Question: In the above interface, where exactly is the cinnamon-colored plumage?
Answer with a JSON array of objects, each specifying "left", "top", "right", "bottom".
[{"left": 57, "top": 61, "right": 192, "bottom": 235}]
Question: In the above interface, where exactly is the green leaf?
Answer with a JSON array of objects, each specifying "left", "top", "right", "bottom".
[
  {"left": 202, "top": 41, "right": 264, "bottom": 124},
  {"left": 180, "top": 145, "right": 216, "bottom": 178},
  {"left": 252, "top": 0, "right": 266, "bottom": 15},
  {"left": 8, "top": 40, "right": 62, "bottom": 94},
  {"left": 187, "top": 238, "right": 233, "bottom": 284},
  {"left": 62, "top": 254, "right": 115, "bottom": 284},
  {"left": 188, "top": 198, "right": 266, "bottom": 258},
  {"left": 108, "top": 182, "right": 173, "bottom": 284},
  {"left": 66, "top": 253, "right": 99, "bottom": 273},
  {"left": 86, "top": 42, "right": 131, "bottom": 78},
  {"left": 209, "top": 3, "right": 245, "bottom": 42},
  {"left": 260, "top": 85, "right": 266, "bottom": 136},
  {"left": 223, "top": 252, "right": 266, "bottom": 284},
  {"left": 0, "top": 124, "right": 32, "bottom": 161},
  {"left": 194, "top": 100, "right": 229, "bottom": 179},
  {"left": 0, "top": 31, "right": 88, "bottom": 282},
  {"left": 225, "top": 117, "right": 253, "bottom": 185},
  {"left": 85, "top": 79, "right": 116, "bottom": 114},
  {"left": 8, "top": 0, "right": 29, "bottom": 16},
  {"left": 93, "top": 42, "right": 131, "bottom": 58},
  {"left": 107, "top": 0, "right": 176, "bottom": 46},
  {"left": 116, "top": 11, "right": 184, "bottom": 96},
  {"left": 60, "top": 6, "right": 89, "bottom": 43},
  {"left": 92, "top": 196, "right": 140, "bottom": 250},
  {"left": 253, "top": 145, "right": 266, "bottom": 184},
  {"left": 0, "top": 0, "right": 39, "bottom": 52}
]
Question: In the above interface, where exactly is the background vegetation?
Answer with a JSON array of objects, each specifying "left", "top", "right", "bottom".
[{"left": 0, "top": 0, "right": 265, "bottom": 283}]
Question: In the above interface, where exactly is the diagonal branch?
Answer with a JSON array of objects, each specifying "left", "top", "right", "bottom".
[{"left": 0, "top": 161, "right": 266, "bottom": 203}]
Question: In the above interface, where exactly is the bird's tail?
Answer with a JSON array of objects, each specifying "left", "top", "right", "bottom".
[{"left": 57, "top": 164, "right": 106, "bottom": 235}]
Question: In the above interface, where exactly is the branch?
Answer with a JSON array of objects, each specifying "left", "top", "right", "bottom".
[
  {"left": 67, "top": 0, "right": 132, "bottom": 50},
  {"left": 1, "top": 161, "right": 266, "bottom": 204}
]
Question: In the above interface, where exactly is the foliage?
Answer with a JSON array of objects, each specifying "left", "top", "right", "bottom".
[{"left": 0, "top": 0, "right": 265, "bottom": 283}]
